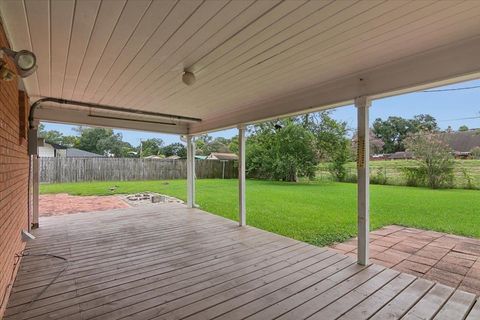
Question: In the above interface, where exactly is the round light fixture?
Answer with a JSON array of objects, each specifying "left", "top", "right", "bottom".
[
  {"left": 0, "top": 47, "right": 37, "bottom": 78},
  {"left": 182, "top": 70, "right": 196, "bottom": 86}
]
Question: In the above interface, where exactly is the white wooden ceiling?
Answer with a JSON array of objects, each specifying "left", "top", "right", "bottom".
[{"left": 1, "top": 0, "right": 480, "bottom": 134}]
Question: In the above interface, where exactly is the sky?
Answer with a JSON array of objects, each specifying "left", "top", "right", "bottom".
[{"left": 42, "top": 79, "right": 480, "bottom": 147}]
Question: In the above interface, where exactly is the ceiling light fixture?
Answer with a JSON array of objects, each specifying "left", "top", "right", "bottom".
[
  {"left": 0, "top": 47, "right": 37, "bottom": 78},
  {"left": 182, "top": 70, "right": 196, "bottom": 86}
]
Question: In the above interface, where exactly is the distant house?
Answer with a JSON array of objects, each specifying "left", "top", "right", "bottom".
[
  {"left": 38, "top": 141, "right": 105, "bottom": 158},
  {"left": 388, "top": 151, "right": 413, "bottom": 160},
  {"left": 437, "top": 130, "right": 480, "bottom": 158},
  {"left": 206, "top": 152, "right": 238, "bottom": 161},
  {"left": 195, "top": 155, "right": 207, "bottom": 160},
  {"left": 143, "top": 155, "right": 165, "bottom": 159},
  {"left": 166, "top": 155, "right": 181, "bottom": 160}
]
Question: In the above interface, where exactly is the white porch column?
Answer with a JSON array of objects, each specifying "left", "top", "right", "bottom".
[
  {"left": 186, "top": 135, "right": 196, "bottom": 208},
  {"left": 355, "top": 96, "right": 371, "bottom": 266},
  {"left": 238, "top": 125, "right": 246, "bottom": 226}
]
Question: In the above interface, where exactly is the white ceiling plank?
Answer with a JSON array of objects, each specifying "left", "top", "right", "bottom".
[
  {"left": 131, "top": 0, "right": 328, "bottom": 109},
  {"left": 116, "top": 0, "right": 258, "bottom": 108},
  {"left": 61, "top": 0, "right": 101, "bottom": 99},
  {"left": 50, "top": 0, "right": 75, "bottom": 99},
  {"left": 0, "top": 0, "right": 40, "bottom": 94},
  {"left": 149, "top": 0, "right": 389, "bottom": 113},
  {"left": 70, "top": 0, "right": 127, "bottom": 101},
  {"left": 129, "top": 0, "right": 318, "bottom": 108},
  {"left": 122, "top": 0, "right": 295, "bottom": 108},
  {"left": 80, "top": 0, "right": 154, "bottom": 101},
  {"left": 24, "top": 0, "right": 50, "bottom": 96},
  {"left": 90, "top": 0, "right": 203, "bottom": 104},
  {"left": 186, "top": 0, "right": 480, "bottom": 118},
  {"left": 144, "top": 0, "right": 366, "bottom": 110},
  {"left": 102, "top": 0, "right": 231, "bottom": 107}
]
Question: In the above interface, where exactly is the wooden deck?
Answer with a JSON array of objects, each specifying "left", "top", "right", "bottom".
[{"left": 5, "top": 203, "right": 479, "bottom": 320}]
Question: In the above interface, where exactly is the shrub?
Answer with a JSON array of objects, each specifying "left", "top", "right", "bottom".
[
  {"left": 460, "top": 167, "right": 476, "bottom": 189},
  {"left": 401, "top": 167, "right": 425, "bottom": 187},
  {"left": 470, "top": 147, "right": 480, "bottom": 160},
  {"left": 370, "top": 167, "right": 388, "bottom": 185},
  {"left": 404, "top": 132, "right": 454, "bottom": 189}
]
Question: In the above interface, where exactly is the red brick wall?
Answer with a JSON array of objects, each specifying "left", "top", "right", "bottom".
[{"left": 0, "top": 22, "right": 29, "bottom": 316}]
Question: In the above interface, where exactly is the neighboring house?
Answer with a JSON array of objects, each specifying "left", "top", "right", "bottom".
[
  {"left": 166, "top": 155, "right": 181, "bottom": 160},
  {"left": 206, "top": 152, "right": 238, "bottom": 161},
  {"left": 388, "top": 151, "right": 413, "bottom": 160},
  {"left": 143, "top": 155, "right": 165, "bottom": 159},
  {"left": 38, "top": 141, "right": 104, "bottom": 158},
  {"left": 195, "top": 155, "right": 207, "bottom": 160},
  {"left": 437, "top": 129, "right": 480, "bottom": 158}
]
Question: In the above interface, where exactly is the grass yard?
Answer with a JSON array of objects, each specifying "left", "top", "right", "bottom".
[{"left": 40, "top": 179, "right": 480, "bottom": 247}]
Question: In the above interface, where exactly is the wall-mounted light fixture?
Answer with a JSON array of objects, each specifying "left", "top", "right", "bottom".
[{"left": 0, "top": 47, "right": 37, "bottom": 81}]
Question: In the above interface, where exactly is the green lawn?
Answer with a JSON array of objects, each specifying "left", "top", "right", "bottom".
[{"left": 40, "top": 179, "right": 480, "bottom": 246}]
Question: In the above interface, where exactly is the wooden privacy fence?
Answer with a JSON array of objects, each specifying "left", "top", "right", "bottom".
[{"left": 40, "top": 158, "right": 238, "bottom": 183}]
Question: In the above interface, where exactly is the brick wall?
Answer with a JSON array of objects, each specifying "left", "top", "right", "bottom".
[{"left": 0, "top": 22, "right": 29, "bottom": 316}]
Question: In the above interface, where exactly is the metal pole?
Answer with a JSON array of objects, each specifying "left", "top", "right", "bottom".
[
  {"left": 355, "top": 96, "right": 371, "bottom": 265},
  {"left": 238, "top": 126, "right": 246, "bottom": 226}
]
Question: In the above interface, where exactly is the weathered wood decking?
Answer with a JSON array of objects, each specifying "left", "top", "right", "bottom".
[{"left": 5, "top": 204, "right": 479, "bottom": 320}]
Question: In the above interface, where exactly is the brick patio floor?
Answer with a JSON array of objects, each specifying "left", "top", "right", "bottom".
[
  {"left": 330, "top": 225, "right": 480, "bottom": 296},
  {"left": 39, "top": 193, "right": 130, "bottom": 216}
]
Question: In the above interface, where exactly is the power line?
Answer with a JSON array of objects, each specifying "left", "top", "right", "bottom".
[
  {"left": 438, "top": 115, "right": 480, "bottom": 122},
  {"left": 421, "top": 85, "right": 480, "bottom": 92}
]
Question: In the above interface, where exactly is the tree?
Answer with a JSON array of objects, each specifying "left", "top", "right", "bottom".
[
  {"left": 161, "top": 142, "right": 187, "bottom": 158},
  {"left": 404, "top": 132, "right": 454, "bottom": 189},
  {"left": 372, "top": 114, "right": 438, "bottom": 153},
  {"left": 74, "top": 126, "right": 133, "bottom": 157},
  {"left": 139, "top": 138, "right": 163, "bottom": 157},
  {"left": 351, "top": 129, "right": 385, "bottom": 157},
  {"left": 247, "top": 119, "right": 317, "bottom": 181},
  {"left": 459, "top": 125, "right": 469, "bottom": 131},
  {"left": 38, "top": 123, "right": 78, "bottom": 147},
  {"left": 306, "top": 112, "right": 351, "bottom": 181},
  {"left": 194, "top": 135, "right": 236, "bottom": 155}
]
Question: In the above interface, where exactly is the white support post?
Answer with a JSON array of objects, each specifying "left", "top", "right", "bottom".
[
  {"left": 28, "top": 124, "right": 40, "bottom": 229},
  {"left": 238, "top": 126, "right": 246, "bottom": 226},
  {"left": 186, "top": 135, "right": 195, "bottom": 208},
  {"left": 355, "top": 96, "right": 371, "bottom": 265}
]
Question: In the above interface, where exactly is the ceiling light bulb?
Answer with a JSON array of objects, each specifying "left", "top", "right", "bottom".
[{"left": 182, "top": 71, "right": 196, "bottom": 86}]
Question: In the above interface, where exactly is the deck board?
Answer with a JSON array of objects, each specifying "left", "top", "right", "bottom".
[{"left": 4, "top": 203, "right": 478, "bottom": 320}]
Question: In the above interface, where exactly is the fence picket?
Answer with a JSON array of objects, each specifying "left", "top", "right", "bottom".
[{"left": 39, "top": 158, "right": 237, "bottom": 183}]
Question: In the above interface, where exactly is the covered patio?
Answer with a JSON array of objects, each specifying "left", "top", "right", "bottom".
[
  {"left": 5, "top": 204, "right": 479, "bottom": 320},
  {"left": 1, "top": 0, "right": 480, "bottom": 318}
]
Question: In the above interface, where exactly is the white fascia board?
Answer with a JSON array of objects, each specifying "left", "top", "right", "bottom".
[{"left": 34, "top": 107, "right": 188, "bottom": 135}]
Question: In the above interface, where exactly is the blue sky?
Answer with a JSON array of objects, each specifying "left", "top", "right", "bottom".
[{"left": 42, "top": 79, "right": 480, "bottom": 146}]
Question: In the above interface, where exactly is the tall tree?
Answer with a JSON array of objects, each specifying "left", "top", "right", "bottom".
[
  {"left": 161, "top": 142, "right": 187, "bottom": 158},
  {"left": 139, "top": 138, "right": 163, "bottom": 157},
  {"left": 247, "top": 119, "right": 317, "bottom": 182},
  {"left": 372, "top": 114, "right": 438, "bottom": 153},
  {"left": 74, "top": 126, "right": 133, "bottom": 157}
]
